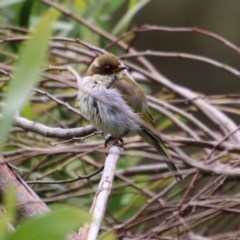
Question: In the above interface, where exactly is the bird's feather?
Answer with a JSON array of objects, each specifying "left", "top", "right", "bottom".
[
  {"left": 139, "top": 127, "right": 183, "bottom": 182},
  {"left": 112, "top": 72, "right": 182, "bottom": 181}
]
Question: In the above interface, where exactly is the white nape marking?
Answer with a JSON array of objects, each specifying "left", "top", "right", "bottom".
[{"left": 93, "top": 59, "right": 100, "bottom": 68}]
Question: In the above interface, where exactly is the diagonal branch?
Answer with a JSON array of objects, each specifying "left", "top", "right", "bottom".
[{"left": 77, "top": 145, "right": 121, "bottom": 239}]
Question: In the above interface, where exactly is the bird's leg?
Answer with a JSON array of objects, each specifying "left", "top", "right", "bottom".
[
  {"left": 118, "top": 138, "right": 124, "bottom": 146},
  {"left": 105, "top": 136, "right": 124, "bottom": 148},
  {"left": 105, "top": 136, "right": 115, "bottom": 147}
]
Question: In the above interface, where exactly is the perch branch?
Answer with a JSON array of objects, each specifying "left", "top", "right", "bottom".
[{"left": 78, "top": 145, "right": 121, "bottom": 240}]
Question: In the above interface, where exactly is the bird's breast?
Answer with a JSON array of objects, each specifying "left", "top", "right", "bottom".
[{"left": 78, "top": 76, "right": 140, "bottom": 138}]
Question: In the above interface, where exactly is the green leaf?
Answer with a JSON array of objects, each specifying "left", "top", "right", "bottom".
[
  {"left": 7, "top": 206, "right": 90, "bottom": 240},
  {"left": 0, "top": 12, "right": 52, "bottom": 149},
  {"left": 18, "top": 0, "right": 35, "bottom": 28},
  {"left": 106, "top": 0, "right": 125, "bottom": 14},
  {"left": 4, "top": 187, "right": 17, "bottom": 225},
  {"left": 99, "top": 231, "right": 117, "bottom": 240},
  {"left": 73, "top": 0, "right": 88, "bottom": 14},
  {"left": 0, "top": 187, "right": 17, "bottom": 239},
  {"left": 112, "top": 0, "right": 149, "bottom": 35},
  {"left": 0, "top": 0, "right": 23, "bottom": 8},
  {"left": 21, "top": 102, "right": 33, "bottom": 120}
]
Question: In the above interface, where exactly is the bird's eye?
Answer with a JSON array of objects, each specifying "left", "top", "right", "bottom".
[
  {"left": 105, "top": 65, "right": 111, "bottom": 70},
  {"left": 104, "top": 65, "right": 112, "bottom": 74}
]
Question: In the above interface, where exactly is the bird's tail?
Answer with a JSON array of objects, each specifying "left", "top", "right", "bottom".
[{"left": 139, "top": 128, "right": 183, "bottom": 182}]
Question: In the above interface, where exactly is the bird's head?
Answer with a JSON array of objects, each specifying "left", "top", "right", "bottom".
[{"left": 86, "top": 53, "right": 128, "bottom": 76}]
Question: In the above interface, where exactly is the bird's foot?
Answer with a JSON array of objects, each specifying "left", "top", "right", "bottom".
[{"left": 105, "top": 136, "right": 124, "bottom": 148}]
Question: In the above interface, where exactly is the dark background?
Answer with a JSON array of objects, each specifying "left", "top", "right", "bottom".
[{"left": 127, "top": 0, "right": 240, "bottom": 94}]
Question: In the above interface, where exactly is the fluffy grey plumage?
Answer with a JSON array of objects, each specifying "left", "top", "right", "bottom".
[{"left": 78, "top": 74, "right": 141, "bottom": 138}]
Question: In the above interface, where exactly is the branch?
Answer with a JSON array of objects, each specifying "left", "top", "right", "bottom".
[
  {"left": 15, "top": 116, "right": 95, "bottom": 139},
  {"left": 78, "top": 145, "right": 121, "bottom": 239},
  {"left": 136, "top": 25, "right": 240, "bottom": 55},
  {"left": 121, "top": 51, "right": 240, "bottom": 79},
  {"left": 0, "top": 155, "right": 49, "bottom": 219},
  {"left": 174, "top": 147, "right": 240, "bottom": 178}
]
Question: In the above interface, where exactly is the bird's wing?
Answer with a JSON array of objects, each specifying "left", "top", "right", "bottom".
[
  {"left": 112, "top": 74, "right": 149, "bottom": 113},
  {"left": 112, "top": 73, "right": 182, "bottom": 181},
  {"left": 138, "top": 128, "right": 183, "bottom": 182}
]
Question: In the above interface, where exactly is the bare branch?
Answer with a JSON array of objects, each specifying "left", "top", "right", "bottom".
[
  {"left": 14, "top": 116, "right": 95, "bottom": 139},
  {"left": 78, "top": 145, "right": 121, "bottom": 239},
  {"left": 0, "top": 155, "right": 49, "bottom": 219}
]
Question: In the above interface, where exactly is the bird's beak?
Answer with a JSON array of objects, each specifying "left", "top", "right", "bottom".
[{"left": 113, "top": 64, "right": 128, "bottom": 73}]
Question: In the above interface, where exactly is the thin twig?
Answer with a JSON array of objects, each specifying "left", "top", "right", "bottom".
[{"left": 28, "top": 166, "right": 103, "bottom": 184}]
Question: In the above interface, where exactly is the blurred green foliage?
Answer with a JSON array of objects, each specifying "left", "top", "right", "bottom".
[{"left": 0, "top": 1, "right": 150, "bottom": 239}]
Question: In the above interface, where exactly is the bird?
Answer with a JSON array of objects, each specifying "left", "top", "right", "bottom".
[{"left": 77, "top": 53, "right": 182, "bottom": 182}]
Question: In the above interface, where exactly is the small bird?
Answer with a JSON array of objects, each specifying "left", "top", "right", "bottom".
[{"left": 78, "top": 53, "right": 182, "bottom": 182}]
